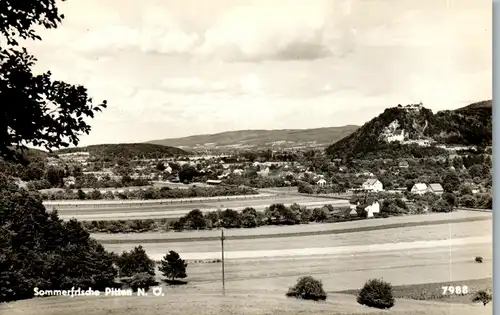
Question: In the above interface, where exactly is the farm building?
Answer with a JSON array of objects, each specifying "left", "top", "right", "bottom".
[
  {"left": 333, "top": 207, "right": 358, "bottom": 219},
  {"left": 427, "top": 183, "right": 444, "bottom": 195},
  {"left": 362, "top": 201, "right": 381, "bottom": 218},
  {"left": 411, "top": 183, "right": 428, "bottom": 195}
]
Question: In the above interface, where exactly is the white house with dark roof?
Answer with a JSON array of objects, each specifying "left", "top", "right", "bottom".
[
  {"left": 427, "top": 183, "right": 444, "bottom": 195},
  {"left": 362, "top": 178, "right": 384, "bottom": 192},
  {"left": 411, "top": 183, "right": 428, "bottom": 195}
]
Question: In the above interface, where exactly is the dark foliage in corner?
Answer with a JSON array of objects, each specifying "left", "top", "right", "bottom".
[
  {"left": 472, "top": 289, "right": 492, "bottom": 306},
  {"left": 0, "top": 174, "right": 118, "bottom": 302},
  {"left": 0, "top": 0, "right": 107, "bottom": 160}
]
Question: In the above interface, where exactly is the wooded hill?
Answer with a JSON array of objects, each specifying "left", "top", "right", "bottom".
[
  {"left": 326, "top": 101, "right": 492, "bottom": 160},
  {"left": 55, "top": 143, "right": 189, "bottom": 160}
]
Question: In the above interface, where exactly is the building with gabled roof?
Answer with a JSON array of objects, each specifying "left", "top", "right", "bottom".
[
  {"left": 411, "top": 183, "right": 428, "bottom": 195},
  {"left": 362, "top": 178, "right": 384, "bottom": 192},
  {"left": 427, "top": 183, "right": 444, "bottom": 195}
]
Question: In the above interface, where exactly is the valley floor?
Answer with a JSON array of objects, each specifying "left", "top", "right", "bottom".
[{"left": 2, "top": 212, "right": 492, "bottom": 315}]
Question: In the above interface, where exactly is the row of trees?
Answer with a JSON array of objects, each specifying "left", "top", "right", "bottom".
[
  {"left": 41, "top": 185, "right": 258, "bottom": 201},
  {"left": 81, "top": 196, "right": 442, "bottom": 234},
  {"left": 81, "top": 204, "right": 347, "bottom": 233}
]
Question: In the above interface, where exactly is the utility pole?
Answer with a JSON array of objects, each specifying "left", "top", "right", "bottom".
[{"left": 221, "top": 229, "right": 226, "bottom": 296}]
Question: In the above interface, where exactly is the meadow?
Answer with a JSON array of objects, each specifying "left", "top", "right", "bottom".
[
  {"left": 52, "top": 196, "right": 349, "bottom": 221},
  {"left": 0, "top": 213, "right": 492, "bottom": 315}
]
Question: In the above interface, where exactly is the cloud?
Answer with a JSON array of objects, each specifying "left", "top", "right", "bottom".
[
  {"left": 34, "top": 0, "right": 343, "bottom": 62},
  {"left": 160, "top": 74, "right": 262, "bottom": 96},
  {"left": 197, "top": 0, "right": 334, "bottom": 61}
]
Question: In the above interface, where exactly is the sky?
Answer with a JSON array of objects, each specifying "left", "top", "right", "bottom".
[{"left": 25, "top": 0, "right": 491, "bottom": 146}]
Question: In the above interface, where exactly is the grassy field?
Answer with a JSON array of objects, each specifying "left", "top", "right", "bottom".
[
  {"left": 42, "top": 193, "right": 274, "bottom": 207},
  {"left": 102, "top": 218, "right": 492, "bottom": 259},
  {"left": 54, "top": 196, "right": 349, "bottom": 221},
  {"left": 1, "top": 216, "right": 492, "bottom": 315},
  {"left": 1, "top": 291, "right": 491, "bottom": 315}
]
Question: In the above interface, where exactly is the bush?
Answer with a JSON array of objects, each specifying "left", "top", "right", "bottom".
[
  {"left": 128, "top": 273, "right": 158, "bottom": 292},
  {"left": 472, "top": 289, "right": 492, "bottom": 306},
  {"left": 475, "top": 256, "right": 483, "bottom": 263},
  {"left": 286, "top": 276, "right": 327, "bottom": 301},
  {"left": 357, "top": 279, "right": 395, "bottom": 309}
]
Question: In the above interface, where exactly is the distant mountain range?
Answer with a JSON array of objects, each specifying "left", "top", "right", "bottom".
[
  {"left": 326, "top": 100, "right": 492, "bottom": 160},
  {"left": 147, "top": 125, "right": 359, "bottom": 150}
]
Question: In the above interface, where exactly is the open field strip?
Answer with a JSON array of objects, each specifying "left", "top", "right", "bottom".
[
  {"left": 183, "top": 242, "right": 491, "bottom": 287},
  {"left": 47, "top": 195, "right": 323, "bottom": 211},
  {"left": 136, "top": 236, "right": 490, "bottom": 261},
  {"left": 92, "top": 211, "right": 492, "bottom": 242},
  {"left": 42, "top": 193, "right": 275, "bottom": 207},
  {"left": 56, "top": 199, "right": 350, "bottom": 221},
  {"left": 103, "top": 219, "right": 491, "bottom": 260}
]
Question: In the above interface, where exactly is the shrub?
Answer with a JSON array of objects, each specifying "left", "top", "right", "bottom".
[
  {"left": 128, "top": 273, "right": 158, "bottom": 292},
  {"left": 357, "top": 279, "right": 395, "bottom": 309},
  {"left": 286, "top": 276, "right": 327, "bottom": 301},
  {"left": 475, "top": 256, "right": 483, "bottom": 263},
  {"left": 472, "top": 289, "right": 492, "bottom": 306}
]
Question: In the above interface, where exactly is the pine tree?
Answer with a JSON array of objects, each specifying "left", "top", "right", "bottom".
[{"left": 159, "top": 251, "right": 187, "bottom": 281}]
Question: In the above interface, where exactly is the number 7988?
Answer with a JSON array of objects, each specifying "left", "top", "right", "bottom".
[{"left": 441, "top": 285, "right": 469, "bottom": 295}]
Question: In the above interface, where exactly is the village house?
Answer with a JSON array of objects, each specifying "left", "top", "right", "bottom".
[
  {"left": 356, "top": 170, "right": 374, "bottom": 177},
  {"left": 427, "top": 183, "right": 444, "bottom": 195},
  {"left": 411, "top": 183, "right": 428, "bottom": 195},
  {"left": 257, "top": 167, "right": 270, "bottom": 177},
  {"left": 316, "top": 179, "right": 327, "bottom": 186},
  {"left": 398, "top": 161, "right": 409, "bottom": 168},
  {"left": 233, "top": 169, "right": 244, "bottom": 176},
  {"left": 63, "top": 176, "right": 76, "bottom": 187},
  {"left": 362, "top": 178, "right": 384, "bottom": 192},
  {"left": 363, "top": 201, "right": 380, "bottom": 218}
]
